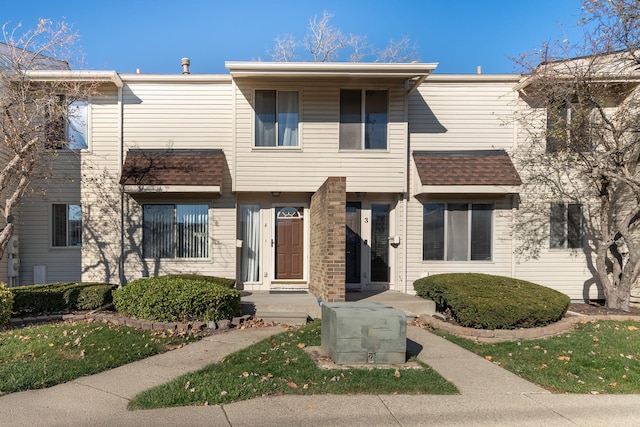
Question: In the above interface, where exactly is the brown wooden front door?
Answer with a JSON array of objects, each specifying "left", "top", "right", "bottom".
[{"left": 275, "top": 209, "right": 304, "bottom": 279}]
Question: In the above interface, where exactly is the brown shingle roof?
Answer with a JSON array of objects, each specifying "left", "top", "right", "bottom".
[
  {"left": 413, "top": 150, "right": 522, "bottom": 186},
  {"left": 120, "top": 149, "right": 225, "bottom": 187}
]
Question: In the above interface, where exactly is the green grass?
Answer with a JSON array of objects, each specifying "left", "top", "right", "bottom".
[
  {"left": 437, "top": 319, "right": 640, "bottom": 393},
  {"left": 0, "top": 320, "right": 201, "bottom": 395},
  {"left": 129, "top": 321, "right": 458, "bottom": 409}
]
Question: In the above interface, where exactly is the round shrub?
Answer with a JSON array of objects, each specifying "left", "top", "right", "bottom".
[
  {"left": 113, "top": 276, "right": 240, "bottom": 322},
  {"left": 0, "top": 282, "right": 14, "bottom": 327},
  {"left": 413, "top": 273, "right": 570, "bottom": 330}
]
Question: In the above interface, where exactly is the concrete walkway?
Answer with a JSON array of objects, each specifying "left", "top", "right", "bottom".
[{"left": 1, "top": 322, "right": 639, "bottom": 426}]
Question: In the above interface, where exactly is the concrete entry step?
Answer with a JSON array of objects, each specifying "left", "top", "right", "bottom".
[
  {"left": 254, "top": 311, "right": 309, "bottom": 326},
  {"left": 345, "top": 290, "right": 436, "bottom": 317}
]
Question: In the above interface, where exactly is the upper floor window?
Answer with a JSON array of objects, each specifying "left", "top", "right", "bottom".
[
  {"left": 255, "top": 90, "right": 299, "bottom": 147},
  {"left": 143, "top": 204, "right": 209, "bottom": 259},
  {"left": 52, "top": 203, "right": 82, "bottom": 247},
  {"left": 550, "top": 203, "right": 583, "bottom": 249},
  {"left": 546, "top": 99, "right": 592, "bottom": 153},
  {"left": 423, "top": 203, "right": 493, "bottom": 261},
  {"left": 340, "top": 89, "right": 388, "bottom": 150},
  {"left": 45, "top": 95, "right": 88, "bottom": 150}
]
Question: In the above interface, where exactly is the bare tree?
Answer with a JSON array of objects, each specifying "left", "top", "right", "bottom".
[
  {"left": 304, "top": 11, "right": 345, "bottom": 62},
  {"left": 0, "top": 19, "right": 96, "bottom": 258},
  {"left": 376, "top": 35, "right": 419, "bottom": 63},
  {"left": 515, "top": 0, "right": 640, "bottom": 310},
  {"left": 269, "top": 33, "right": 297, "bottom": 62},
  {"left": 269, "top": 11, "right": 418, "bottom": 63}
]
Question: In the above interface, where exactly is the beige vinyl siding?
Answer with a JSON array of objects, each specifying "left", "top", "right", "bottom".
[
  {"left": 114, "top": 80, "right": 236, "bottom": 283},
  {"left": 233, "top": 78, "right": 407, "bottom": 193},
  {"left": 122, "top": 82, "right": 232, "bottom": 151},
  {"left": 409, "top": 79, "right": 517, "bottom": 151},
  {"left": 18, "top": 155, "right": 82, "bottom": 285},
  {"left": 80, "top": 85, "right": 122, "bottom": 284}
]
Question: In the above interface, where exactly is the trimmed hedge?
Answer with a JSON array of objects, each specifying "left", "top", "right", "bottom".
[
  {"left": 413, "top": 273, "right": 570, "bottom": 330},
  {"left": 163, "top": 274, "right": 236, "bottom": 289},
  {"left": 11, "top": 282, "right": 116, "bottom": 316},
  {"left": 113, "top": 275, "right": 240, "bottom": 322},
  {"left": 0, "top": 283, "right": 13, "bottom": 326}
]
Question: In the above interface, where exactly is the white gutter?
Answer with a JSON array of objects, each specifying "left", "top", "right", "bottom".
[
  {"left": 225, "top": 61, "right": 438, "bottom": 79},
  {"left": 120, "top": 74, "right": 231, "bottom": 83},
  {"left": 24, "top": 70, "right": 123, "bottom": 87}
]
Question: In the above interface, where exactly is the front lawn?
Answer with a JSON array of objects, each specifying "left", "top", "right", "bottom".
[
  {"left": 0, "top": 320, "right": 200, "bottom": 395},
  {"left": 129, "top": 321, "right": 458, "bottom": 409},
  {"left": 438, "top": 319, "right": 640, "bottom": 393}
]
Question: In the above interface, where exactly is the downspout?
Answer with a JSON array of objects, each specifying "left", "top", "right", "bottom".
[
  {"left": 511, "top": 89, "right": 519, "bottom": 279},
  {"left": 118, "top": 80, "right": 125, "bottom": 287},
  {"left": 403, "top": 80, "right": 410, "bottom": 294}
]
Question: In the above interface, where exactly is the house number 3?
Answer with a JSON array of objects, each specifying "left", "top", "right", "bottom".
[{"left": 364, "top": 217, "right": 369, "bottom": 223}]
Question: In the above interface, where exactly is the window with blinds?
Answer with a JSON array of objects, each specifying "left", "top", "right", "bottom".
[{"left": 143, "top": 204, "right": 209, "bottom": 258}]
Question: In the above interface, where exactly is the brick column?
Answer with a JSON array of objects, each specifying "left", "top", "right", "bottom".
[{"left": 309, "top": 177, "right": 346, "bottom": 302}]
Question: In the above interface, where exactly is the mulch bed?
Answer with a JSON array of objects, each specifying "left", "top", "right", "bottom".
[{"left": 568, "top": 302, "right": 640, "bottom": 316}]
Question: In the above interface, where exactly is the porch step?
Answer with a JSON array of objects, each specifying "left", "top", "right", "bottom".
[
  {"left": 345, "top": 291, "right": 436, "bottom": 317},
  {"left": 254, "top": 310, "right": 309, "bottom": 326}
]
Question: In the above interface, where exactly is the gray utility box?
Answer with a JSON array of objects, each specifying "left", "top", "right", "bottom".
[{"left": 321, "top": 302, "right": 406, "bottom": 365}]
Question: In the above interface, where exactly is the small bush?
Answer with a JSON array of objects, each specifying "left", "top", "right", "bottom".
[
  {"left": 413, "top": 273, "right": 570, "bottom": 330},
  {"left": 113, "top": 275, "right": 240, "bottom": 322},
  {"left": 11, "top": 282, "right": 115, "bottom": 315},
  {"left": 0, "top": 283, "right": 14, "bottom": 326},
  {"left": 76, "top": 285, "right": 115, "bottom": 310}
]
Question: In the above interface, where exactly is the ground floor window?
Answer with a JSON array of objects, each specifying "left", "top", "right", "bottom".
[
  {"left": 550, "top": 203, "right": 583, "bottom": 249},
  {"left": 240, "top": 204, "right": 260, "bottom": 282},
  {"left": 52, "top": 204, "right": 82, "bottom": 247},
  {"left": 423, "top": 203, "right": 493, "bottom": 261},
  {"left": 143, "top": 204, "right": 208, "bottom": 258}
]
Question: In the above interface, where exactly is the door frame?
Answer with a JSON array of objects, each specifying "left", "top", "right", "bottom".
[
  {"left": 345, "top": 199, "right": 396, "bottom": 290},
  {"left": 270, "top": 203, "right": 309, "bottom": 284}
]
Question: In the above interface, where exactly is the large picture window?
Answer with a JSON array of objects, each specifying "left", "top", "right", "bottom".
[
  {"left": 46, "top": 96, "right": 88, "bottom": 150},
  {"left": 52, "top": 204, "right": 82, "bottom": 247},
  {"left": 143, "top": 204, "right": 208, "bottom": 258},
  {"left": 255, "top": 90, "right": 299, "bottom": 147},
  {"left": 423, "top": 203, "right": 493, "bottom": 261},
  {"left": 339, "top": 89, "right": 388, "bottom": 150},
  {"left": 550, "top": 203, "right": 583, "bottom": 249}
]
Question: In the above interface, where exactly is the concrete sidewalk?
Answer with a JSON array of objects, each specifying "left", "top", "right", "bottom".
[{"left": 1, "top": 323, "right": 639, "bottom": 426}]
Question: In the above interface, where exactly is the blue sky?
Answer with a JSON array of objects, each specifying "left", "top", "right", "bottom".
[{"left": 2, "top": 0, "right": 587, "bottom": 74}]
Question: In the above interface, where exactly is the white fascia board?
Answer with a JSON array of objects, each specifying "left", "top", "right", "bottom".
[
  {"left": 120, "top": 74, "right": 231, "bottom": 83},
  {"left": 225, "top": 61, "right": 439, "bottom": 79},
  {"left": 414, "top": 185, "right": 520, "bottom": 196},
  {"left": 123, "top": 185, "right": 221, "bottom": 194},
  {"left": 24, "top": 70, "right": 123, "bottom": 87}
]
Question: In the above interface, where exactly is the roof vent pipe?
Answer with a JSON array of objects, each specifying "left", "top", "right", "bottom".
[
  {"left": 476, "top": 65, "right": 482, "bottom": 75},
  {"left": 181, "top": 57, "right": 191, "bottom": 74}
]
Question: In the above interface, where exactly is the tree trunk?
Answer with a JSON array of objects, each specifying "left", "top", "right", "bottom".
[{"left": 604, "top": 274, "right": 632, "bottom": 311}]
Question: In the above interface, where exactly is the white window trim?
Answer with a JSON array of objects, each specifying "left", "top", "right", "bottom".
[
  {"left": 422, "top": 202, "right": 495, "bottom": 263},
  {"left": 549, "top": 202, "right": 584, "bottom": 250},
  {"left": 141, "top": 202, "right": 212, "bottom": 261},
  {"left": 50, "top": 202, "right": 82, "bottom": 249},
  {"left": 339, "top": 88, "right": 390, "bottom": 152},
  {"left": 48, "top": 96, "right": 92, "bottom": 153},
  {"left": 252, "top": 88, "right": 302, "bottom": 150}
]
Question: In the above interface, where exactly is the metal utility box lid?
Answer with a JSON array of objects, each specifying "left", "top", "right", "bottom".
[{"left": 321, "top": 302, "right": 406, "bottom": 365}]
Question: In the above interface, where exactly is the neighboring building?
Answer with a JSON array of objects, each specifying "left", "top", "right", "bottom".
[{"left": 7, "top": 58, "right": 638, "bottom": 302}]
